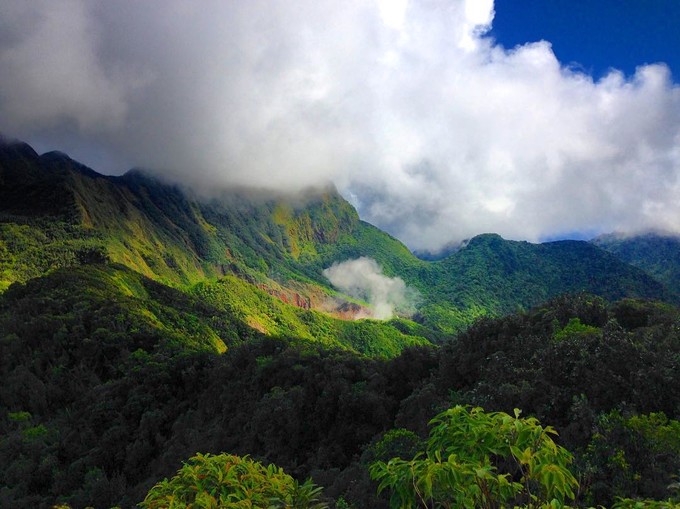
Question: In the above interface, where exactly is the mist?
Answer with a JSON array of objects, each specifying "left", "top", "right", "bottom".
[
  {"left": 1, "top": 0, "right": 680, "bottom": 250},
  {"left": 323, "top": 257, "right": 417, "bottom": 320}
]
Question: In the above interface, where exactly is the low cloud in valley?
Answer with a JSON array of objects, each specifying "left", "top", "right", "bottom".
[{"left": 323, "top": 257, "right": 417, "bottom": 320}]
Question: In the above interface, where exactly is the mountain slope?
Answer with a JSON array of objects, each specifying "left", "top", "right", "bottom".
[
  {"left": 405, "top": 233, "right": 672, "bottom": 332},
  {"left": 592, "top": 231, "right": 680, "bottom": 293},
  {"left": 0, "top": 139, "right": 416, "bottom": 289},
  {"left": 0, "top": 263, "right": 431, "bottom": 359},
  {"left": 0, "top": 139, "right": 673, "bottom": 333}
]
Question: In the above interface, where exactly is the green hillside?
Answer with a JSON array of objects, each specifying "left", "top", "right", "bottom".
[
  {"left": 1, "top": 140, "right": 671, "bottom": 335},
  {"left": 1, "top": 262, "right": 432, "bottom": 358},
  {"left": 409, "top": 233, "right": 672, "bottom": 332},
  {"left": 191, "top": 275, "right": 433, "bottom": 357},
  {"left": 593, "top": 231, "right": 680, "bottom": 293},
  {"left": 0, "top": 140, "right": 416, "bottom": 300}
]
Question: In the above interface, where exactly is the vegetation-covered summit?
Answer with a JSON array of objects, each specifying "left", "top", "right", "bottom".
[
  {"left": 593, "top": 231, "right": 680, "bottom": 295},
  {"left": 1, "top": 140, "right": 672, "bottom": 333}
]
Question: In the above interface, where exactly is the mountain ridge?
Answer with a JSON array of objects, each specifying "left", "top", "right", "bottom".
[
  {"left": 1, "top": 139, "right": 680, "bottom": 507},
  {"left": 0, "top": 138, "right": 674, "bottom": 333},
  {"left": 592, "top": 231, "right": 680, "bottom": 294}
]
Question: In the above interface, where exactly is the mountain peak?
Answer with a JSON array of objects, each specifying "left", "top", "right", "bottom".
[
  {"left": 467, "top": 233, "right": 505, "bottom": 245},
  {"left": 0, "top": 137, "right": 39, "bottom": 160},
  {"left": 40, "top": 150, "right": 71, "bottom": 161}
]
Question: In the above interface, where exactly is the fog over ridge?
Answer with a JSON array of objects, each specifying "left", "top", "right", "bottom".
[{"left": 1, "top": 0, "right": 679, "bottom": 251}]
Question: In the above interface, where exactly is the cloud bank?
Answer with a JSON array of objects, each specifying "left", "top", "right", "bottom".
[
  {"left": 1, "top": 0, "right": 679, "bottom": 250},
  {"left": 323, "top": 257, "right": 416, "bottom": 319}
]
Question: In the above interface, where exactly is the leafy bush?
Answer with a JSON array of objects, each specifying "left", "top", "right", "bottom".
[
  {"left": 370, "top": 406, "right": 578, "bottom": 509},
  {"left": 584, "top": 411, "right": 680, "bottom": 505},
  {"left": 141, "top": 453, "right": 327, "bottom": 508}
]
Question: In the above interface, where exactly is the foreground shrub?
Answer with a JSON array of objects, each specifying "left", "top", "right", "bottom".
[
  {"left": 140, "top": 452, "right": 327, "bottom": 508},
  {"left": 370, "top": 405, "right": 578, "bottom": 508}
]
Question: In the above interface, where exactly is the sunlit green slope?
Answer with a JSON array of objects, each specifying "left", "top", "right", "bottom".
[
  {"left": 0, "top": 139, "right": 673, "bottom": 334},
  {"left": 408, "top": 233, "right": 673, "bottom": 332},
  {"left": 0, "top": 263, "right": 431, "bottom": 358}
]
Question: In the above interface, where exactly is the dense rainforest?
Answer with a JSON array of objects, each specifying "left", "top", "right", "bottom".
[{"left": 1, "top": 139, "right": 679, "bottom": 508}]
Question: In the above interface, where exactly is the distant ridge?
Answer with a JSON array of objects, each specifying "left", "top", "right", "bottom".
[{"left": 592, "top": 231, "right": 680, "bottom": 295}]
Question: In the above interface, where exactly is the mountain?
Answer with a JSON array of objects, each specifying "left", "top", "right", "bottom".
[
  {"left": 0, "top": 139, "right": 413, "bottom": 294},
  {"left": 0, "top": 139, "right": 673, "bottom": 335},
  {"left": 406, "top": 233, "right": 673, "bottom": 332},
  {"left": 2, "top": 139, "right": 680, "bottom": 508},
  {"left": 592, "top": 231, "right": 680, "bottom": 293}
]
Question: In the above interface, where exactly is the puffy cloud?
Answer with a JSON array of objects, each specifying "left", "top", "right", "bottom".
[
  {"left": 323, "top": 257, "right": 417, "bottom": 319},
  {"left": 0, "top": 0, "right": 679, "bottom": 250}
]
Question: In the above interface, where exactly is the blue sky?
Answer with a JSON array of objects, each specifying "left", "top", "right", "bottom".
[
  {"left": 1, "top": 1, "right": 679, "bottom": 250},
  {"left": 492, "top": 0, "right": 680, "bottom": 81}
]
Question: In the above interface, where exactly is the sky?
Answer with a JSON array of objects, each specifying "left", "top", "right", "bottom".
[
  {"left": 1, "top": 0, "right": 679, "bottom": 252},
  {"left": 492, "top": 0, "right": 680, "bottom": 82}
]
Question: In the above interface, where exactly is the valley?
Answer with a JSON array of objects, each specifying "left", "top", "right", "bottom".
[{"left": 1, "top": 139, "right": 679, "bottom": 508}]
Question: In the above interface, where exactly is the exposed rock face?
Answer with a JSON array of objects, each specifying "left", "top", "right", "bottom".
[
  {"left": 330, "top": 301, "right": 366, "bottom": 320},
  {"left": 257, "top": 284, "right": 312, "bottom": 310},
  {"left": 256, "top": 282, "right": 372, "bottom": 320}
]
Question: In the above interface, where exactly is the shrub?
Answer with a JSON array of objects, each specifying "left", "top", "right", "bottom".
[{"left": 140, "top": 452, "right": 327, "bottom": 508}]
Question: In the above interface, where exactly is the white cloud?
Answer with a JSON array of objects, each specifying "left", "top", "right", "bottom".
[
  {"left": 377, "top": 0, "right": 408, "bottom": 30},
  {"left": 0, "top": 0, "right": 679, "bottom": 251},
  {"left": 323, "top": 257, "right": 416, "bottom": 319},
  {"left": 460, "top": 0, "right": 494, "bottom": 50}
]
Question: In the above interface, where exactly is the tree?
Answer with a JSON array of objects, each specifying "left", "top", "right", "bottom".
[
  {"left": 140, "top": 452, "right": 327, "bottom": 508},
  {"left": 370, "top": 406, "right": 578, "bottom": 509}
]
